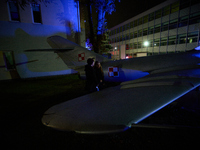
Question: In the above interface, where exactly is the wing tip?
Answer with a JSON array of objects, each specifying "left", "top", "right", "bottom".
[
  {"left": 75, "top": 125, "right": 131, "bottom": 134},
  {"left": 41, "top": 116, "right": 131, "bottom": 134}
]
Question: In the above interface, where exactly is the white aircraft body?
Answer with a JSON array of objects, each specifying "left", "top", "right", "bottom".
[{"left": 31, "top": 36, "right": 200, "bottom": 134}]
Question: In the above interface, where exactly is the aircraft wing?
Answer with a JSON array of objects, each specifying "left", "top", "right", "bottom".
[
  {"left": 24, "top": 48, "right": 74, "bottom": 52},
  {"left": 42, "top": 73, "right": 200, "bottom": 134}
]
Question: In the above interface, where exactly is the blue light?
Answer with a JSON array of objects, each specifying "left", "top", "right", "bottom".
[
  {"left": 58, "top": 0, "right": 81, "bottom": 34},
  {"left": 134, "top": 83, "right": 200, "bottom": 124},
  {"left": 192, "top": 53, "right": 200, "bottom": 58},
  {"left": 195, "top": 46, "right": 200, "bottom": 50},
  {"left": 85, "top": 38, "right": 92, "bottom": 50}
]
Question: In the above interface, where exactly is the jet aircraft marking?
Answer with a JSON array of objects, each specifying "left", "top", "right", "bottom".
[
  {"left": 24, "top": 36, "right": 200, "bottom": 134},
  {"left": 78, "top": 52, "right": 85, "bottom": 61},
  {"left": 108, "top": 66, "right": 119, "bottom": 77}
]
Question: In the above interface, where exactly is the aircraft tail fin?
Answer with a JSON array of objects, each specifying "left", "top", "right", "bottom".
[
  {"left": 47, "top": 36, "right": 109, "bottom": 69},
  {"left": 47, "top": 36, "right": 80, "bottom": 49}
]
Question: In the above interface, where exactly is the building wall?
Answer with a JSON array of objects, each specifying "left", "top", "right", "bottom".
[
  {"left": 109, "top": 0, "right": 200, "bottom": 59},
  {"left": 0, "top": 51, "right": 12, "bottom": 80},
  {"left": 0, "top": 0, "right": 85, "bottom": 80}
]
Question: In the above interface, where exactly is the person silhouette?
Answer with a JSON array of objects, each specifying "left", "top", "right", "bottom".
[
  {"left": 94, "top": 61, "right": 104, "bottom": 90},
  {"left": 84, "top": 58, "right": 98, "bottom": 92}
]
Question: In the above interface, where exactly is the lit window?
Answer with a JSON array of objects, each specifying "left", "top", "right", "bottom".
[
  {"left": 120, "top": 35, "right": 122, "bottom": 41},
  {"left": 116, "top": 28, "right": 119, "bottom": 33},
  {"left": 160, "top": 37, "right": 168, "bottom": 46},
  {"left": 154, "top": 39, "right": 160, "bottom": 47},
  {"left": 138, "top": 41, "right": 142, "bottom": 48},
  {"left": 187, "top": 32, "right": 198, "bottom": 43},
  {"left": 143, "top": 15, "right": 148, "bottom": 23},
  {"left": 178, "top": 15, "right": 188, "bottom": 27},
  {"left": 126, "top": 44, "right": 129, "bottom": 50},
  {"left": 169, "top": 19, "right": 178, "bottom": 30},
  {"left": 134, "top": 20, "right": 138, "bottom": 27},
  {"left": 168, "top": 36, "right": 177, "bottom": 45},
  {"left": 130, "top": 32, "right": 133, "bottom": 39},
  {"left": 161, "top": 22, "right": 169, "bottom": 31},
  {"left": 149, "top": 40, "right": 153, "bottom": 47},
  {"left": 138, "top": 29, "right": 143, "bottom": 37},
  {"left": 149, "top": 12, "right": 154, "bottom": 21},
  {"left": 178, "top": 34, "right": 187, "bottom": 44},
  {"left": 112, "top": 38, "right": 114, "bottom": 43},
  {"left": 143, "top": 28, "right": 148, "bottom": 36},
  {"left": 126, "top": 23, "right": 130, "bottom": 30},
  {"left": 123, "top": 35, "right": 126, "bottom": 41},
  {"left": 154, "top": 24, "right": 161, "bottom": 33},
  {"left": 130, "top": 43, "right": 133, "bottom": 49},
  {"left": 148, "top": 26, "right": 154, "bottom": 34},
  {"left": 171, "top": 1, "right": 180, "bottom": 13},
  {"left": 111, "top": 30, "right": 113, "bottom": 35},
  {"left": 155, "top": 9, "right": 162, "bottom": 19},
  {"left": 8, "top": 1, "right": 20, "bottom": 21},
  {"left": 120, "top": 26, "right": 123, "bottom": 32},
  {"left": 134, "top": 31, "right": 138, "bottom": 38},
  {"left": 162, "top": 5, "right": 170, "bottom": 16},
  {"left": 189, "top": 12, "right": 200, "bottom": 25},
  {"left": 123, "top": 25, "right": 126, "bottom": 31},
  {"left": 133, "top": 42, "right": 137, "bottom": 49},
  {"left": 126, "top": 33, "right": 129, "bottom": 40},
  {"left": 32, "top": 3, "right": 42, "bottom": 23},
  {"left": 138, "top": 17, "right": 143, "bottom": 25},
  {"left": 130, "top": 22, "right": 133, "bottom": 28}
]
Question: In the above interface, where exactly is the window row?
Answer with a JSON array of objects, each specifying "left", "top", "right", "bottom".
[
  {"left": 125, "top": 32, "right": 199, "bottom": 50},
  {"left": 110, "top": 0, "right": 200, "bottom": 36},
  {"left": 8, "top": 1, "right": 42, "bottom": 23},
  {"left": 111, "top": 11, "right": 200, "bottom": 43}
]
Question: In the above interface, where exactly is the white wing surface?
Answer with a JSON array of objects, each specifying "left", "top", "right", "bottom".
[{"left": 42, "top": 74, "right": 200, "bottom": 134}]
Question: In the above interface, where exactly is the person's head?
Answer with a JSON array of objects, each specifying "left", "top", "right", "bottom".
[
  {"left": 87, "top": 58, "right": 94, "bottom": 66},
  {"left": 95, "top": 61, "right": 101, "bottom": 68}
]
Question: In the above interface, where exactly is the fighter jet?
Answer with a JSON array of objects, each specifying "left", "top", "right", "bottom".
[{"left": 38, "top": 36, "right": 200, "bottom": 134}]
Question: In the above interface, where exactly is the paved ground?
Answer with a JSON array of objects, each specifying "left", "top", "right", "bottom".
[{"left": 1, "top": 80, "right": 200, "bottom": 149}]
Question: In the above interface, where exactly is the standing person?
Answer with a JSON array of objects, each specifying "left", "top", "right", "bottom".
[
  {"left": 94, "top": 61, "right": 104, "bottom": 90},
  {"left": 84, "top": 58, "right": 98, "bottom": 92}
]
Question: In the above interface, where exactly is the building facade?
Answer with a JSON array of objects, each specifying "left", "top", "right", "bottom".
[
  {"left": 109, "top": 0, "right": 200, "bottom": 59},
  {"left": 0, "top": 0, "right": 85, "bottom": 80}
]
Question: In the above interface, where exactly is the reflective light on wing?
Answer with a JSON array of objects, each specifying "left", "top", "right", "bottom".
[
  {"left": 191, "top": 48, "right": 200, "bottom": 61},
  {"left": 192, "top": 53, "right": 200, "bottom": 58},
  {"left": 195, "top": 46, "right": 200, "bottom": 50},
  {"left": 41, "top": 76, "right": 200, "bottom": 134},
  {"left": 134, "top": 83, "right": 198, "bottom": 124}
]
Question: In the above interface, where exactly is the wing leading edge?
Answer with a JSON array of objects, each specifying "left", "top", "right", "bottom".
[{"left": 42, "top": 74, "right": 200, "bottom": 134}]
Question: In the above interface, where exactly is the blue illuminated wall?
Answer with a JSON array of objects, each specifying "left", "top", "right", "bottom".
[{"left": 0, "top": 0, "right": 84, "bottom": 80}]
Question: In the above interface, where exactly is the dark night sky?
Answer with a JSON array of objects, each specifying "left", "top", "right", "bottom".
[{"left": 106, "top": 0, "right": 167, "bottom": 28}]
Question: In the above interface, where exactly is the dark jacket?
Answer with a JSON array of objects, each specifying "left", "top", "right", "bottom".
[
  {"left": 94, "top": 67, "right": 104, "bottom": 83},
  {"left": 84, "top": 64, "right": 98, "bottom": 91}
]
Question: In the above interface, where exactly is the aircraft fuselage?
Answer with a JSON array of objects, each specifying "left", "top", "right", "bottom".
[{"left": 79, "top": 50, "right": 200, "bottom": 82}]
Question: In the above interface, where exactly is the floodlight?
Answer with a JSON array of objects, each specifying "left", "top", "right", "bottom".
[{"left": 144, "top": 41, "right": 149, "bottom": 47}]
